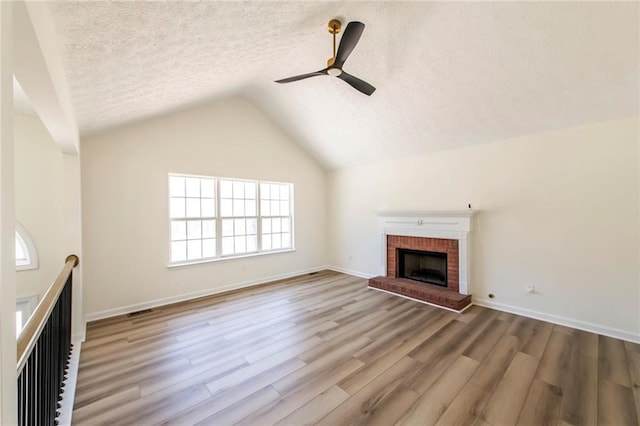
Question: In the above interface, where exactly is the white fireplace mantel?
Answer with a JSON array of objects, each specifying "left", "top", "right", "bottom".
[{"left": 377, "top": 210, "right": 476, "bottom": 295}]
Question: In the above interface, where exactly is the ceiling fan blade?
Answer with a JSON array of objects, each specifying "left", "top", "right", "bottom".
[
  {"left": 275, "top": 70, "right": 328, "bottom": 84},
  {"left": 337, "top": 71, "right": 376, "bottom": 96},
  {"left": 333, "top": 21, "right": 365, "bottom": 68}
]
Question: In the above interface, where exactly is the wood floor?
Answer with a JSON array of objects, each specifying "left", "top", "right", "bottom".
[{"left": 73, "top": 271, "right": 640, "bottom": 425}]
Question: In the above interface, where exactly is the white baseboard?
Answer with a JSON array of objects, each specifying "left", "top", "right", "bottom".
[
  {"left": 84, "top": 265, "right": 328, "bottom": 322},
  {"left": 57, "top": 338, "right": 82, "bottom": 426},
  {"left": 326, "top": 265, "right": 375, "bottom": 279},
  {"left": 474, "top": 298, "right": 640, "bottom": 344}
]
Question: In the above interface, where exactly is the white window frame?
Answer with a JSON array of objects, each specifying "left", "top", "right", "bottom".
[
  {"left": 168, "top": 173, "right": 294, "bottom": 267},
  {"left": 16, "top": 222, "right": 38, "bottom": 271}
]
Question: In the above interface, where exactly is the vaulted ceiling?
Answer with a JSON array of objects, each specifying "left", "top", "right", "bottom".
[{"left": 43, "top": 1, "right": 638, "bottom": 168}]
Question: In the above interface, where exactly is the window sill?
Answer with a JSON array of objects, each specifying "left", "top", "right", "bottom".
[{"left": 167, "top": 248, "right": 296, "bottom": 269}]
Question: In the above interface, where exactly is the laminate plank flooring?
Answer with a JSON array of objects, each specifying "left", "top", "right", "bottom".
[{"left": 73, "top": 271, "right": 639, "bottom": 425}]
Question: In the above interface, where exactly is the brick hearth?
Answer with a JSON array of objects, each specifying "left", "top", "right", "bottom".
[
  {"left": 369, "top": 234, "right": 471, "bottom": 311},
  {"left": 369, "top": 276, "right": 471, "bottom": 311}
]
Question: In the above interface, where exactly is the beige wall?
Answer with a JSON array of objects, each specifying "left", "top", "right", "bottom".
[
  {"left": 81, "top": 97, "right": 327, "bottom": 317},
  {"left": 328, "top": 117, "right": 640, "bottom": 339},
  {"left": 14, "top": 114, "right": 66, "bottom": 299}
]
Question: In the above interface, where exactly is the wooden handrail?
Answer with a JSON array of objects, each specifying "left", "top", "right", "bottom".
[{"left": 17, "top": 254, "right": 79, "bottom": 372}]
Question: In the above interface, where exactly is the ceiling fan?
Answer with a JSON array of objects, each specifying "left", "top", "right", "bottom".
[{"left": 275, "top": 19, "right": 376, "bottom": 96}]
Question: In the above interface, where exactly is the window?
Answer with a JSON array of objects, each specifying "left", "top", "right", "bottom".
[
  {"left": 169, "top": 175, "right": 217, "bottom": 263},
  {"left": 169, "top": 174, "right": 293, "bottom": 265},
  {"left": 260, "top": 183, "right": 292, "bottom": 251},
  {"left": 220, "top": 179, "right": 258, "bottom": 256},
  {"left": 15, "top": 223, "right": 38, "bottom": 271}
]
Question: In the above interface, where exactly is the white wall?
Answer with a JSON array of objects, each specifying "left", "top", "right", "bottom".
[
  {"left": 14, "top": 114, "right": 66, "bottom": 299},
  {"left": 328, "top": 117, "right": 640, "bottom": 340},
  {"left": 81, "top": 97, "right": 327, "bottom": 318}
]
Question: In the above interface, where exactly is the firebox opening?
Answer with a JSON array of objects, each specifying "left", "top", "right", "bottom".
[{"left": 397, "top": 248, "right": 447, "bottom": 287}]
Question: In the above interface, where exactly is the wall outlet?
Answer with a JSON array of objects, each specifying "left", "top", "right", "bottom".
[{"left": 526, "top": 285, "right": 535, "bottom": 294}]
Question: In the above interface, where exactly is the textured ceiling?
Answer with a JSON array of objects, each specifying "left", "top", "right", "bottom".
[{"left": 47, "top": 1, "right": 639, "bottom": 169}]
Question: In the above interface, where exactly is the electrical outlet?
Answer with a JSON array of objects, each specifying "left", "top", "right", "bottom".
[{"left": 526, "top": 285, "right": 535, "bottom": 294}]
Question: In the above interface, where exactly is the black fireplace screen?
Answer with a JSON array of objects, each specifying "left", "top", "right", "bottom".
[{"left": 397, "top": 248, "right": 447, "bottom": 287}]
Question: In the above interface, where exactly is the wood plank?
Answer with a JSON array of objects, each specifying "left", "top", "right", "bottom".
[
  {"left": 598, "top": 380, "right": 639, "bottom": 425},
  {"left": 435, "top": 383, "right": 491, "bottom": 426},
  {"left": 316, "top": 356, "right": 420, "bottom": 425},
  {"left": 625, "top": 342, "right": 640, "bottom": 425},
  {"left": 396, "top": 355, "right": 479, "bottom": 425},
  {"left": 599, "top": 334, "right": 632, "bottom": 387},
  {"left": 557, "top": 331, "right": 598, "bottom": 426},
  {"left": 273, "top": 385, "right": 351, "bottom": 426},
  {"left": 536, "top": 330, "right": 574, "bottom": 387},
  {"left": 516, "top": 378, "right": 562, "bottom": 425},
  {"left": 481, "top": 351, "right": 539, "bottom": 425},
  {"left": 236, "top": 357, "right": 364, "bottom": 425}
]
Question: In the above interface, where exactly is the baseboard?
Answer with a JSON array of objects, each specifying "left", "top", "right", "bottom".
[
  {"left": 57, "top": 338, "right": 82, "bottom": 426},
  {"left": 474, "top": 298, "right": 640, "bottom": 344},
  {"left": 84, "top": 265, "right": 328, "bottom": 322},
  {"left": 326, "top": 265, "right": 375, "bottom": 279}
]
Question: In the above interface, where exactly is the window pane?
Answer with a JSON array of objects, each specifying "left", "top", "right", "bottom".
[
  {"left": 170, "top": 198, "right": 186, "bottom": 218},
  {"left": 222, "top": 219, "right": 234, "bottom": 237},
  {"left": 233, "top": 181, "right": 245, "bottom": 199},
  {"left": 271, "top": 184, "right": 280, "bottom": 200},
  {"left": 280, "top": 185, "right": 289, "bottom": 200},
  {"left": 233, "top": 199, "right": 245, "bottom": 216},
  {"left": 185, "top": 178, "right": 200, "bottom": 197},
  {"left": 171, "top": 241, "right": 187, "bottom": 262},
  {"left": 186, "top": 198, "right": 200, "bottom": 217},
  {"left": 271, "top": 200, "right": 280, "bottom": 216},
  {"left": 282, "top": 233, "right": 291, "bottom": 248},
  {"left": 281, "top": 218, "right": 291, "bottom": 233},
  {"left": 247, "top": 235, "right": 257, "bottom": 252},
  {"left": 220, "top": 180, "right": 233, "bottom": 198},
  {"left": 187, "top": 240, "right": 202, "bottom": 259},
  {"left": 201, "top": 199, "right": 215, "bottom": 217},
  {"left": 245, "top": 182, "right": 256, "bottom": 199},
  {"left": 15, "top": 235, "right": 27, "bottom": 261},
  {"left": 280, "top": 200, "right": 289, "bottom": 216},
  {"left": 202, "top": 220, "right": 215, "bottom": 238},
  {"left": 260, "top": 183, "right": 270, "bottom": 199},
  {"left": 245, "top": 200, "right": 256, "bottom": 217},
  {"left": 169, "top": 176, "right": 185, "bottom": 197},
  {"left": 262, "top": 234, "right": 272, "bottom": 250},
  {"left": 221, "top": 199, "right": 233, "bottom": 217},
  {"left": 272, "top": 233, "right": 282, "bottom": 249},
  {"left": 187, "top": 220, "right": 202, "bottom": 239},
  {"left": 171, "top": 220, "right": 187, "bottom": 241},
  {"left": 246, "top": 218, "right": 257, "bottom": 235},
  {"left": 222, "top": 237, "right": 234, "bottom": 255},
  {"left": 235, "top": 236, "right": 246, "bottom": 253},
  {"left": 262, "top": 218, "right": 271, "bottom": 234},
  {"left": 201, "top": 179, "right": 215, "bottom": 198},
  {"left": 261, "top": 200, "right": 270, "bottom": 216},
  {"left": 203, "top": 238, "right": 216, "bottom": 258},
  {"left": 234, "top": 218, "right": 246, "bottom": 236},
  {"left": 272, "top": 218, "right": 281, "bottom": 233}
]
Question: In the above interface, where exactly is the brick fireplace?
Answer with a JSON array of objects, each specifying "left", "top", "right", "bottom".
[{"left": 368, "top": 211, "right": 475, "bottom": 312}]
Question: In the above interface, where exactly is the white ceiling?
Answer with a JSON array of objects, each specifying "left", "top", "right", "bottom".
[{"left": 46, "top": 1, "right": 639, "bottom": 169}]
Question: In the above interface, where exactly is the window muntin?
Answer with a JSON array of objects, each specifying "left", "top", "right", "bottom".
[{"left": 169, "top": 174, "right": 293, "bottom": 265}]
